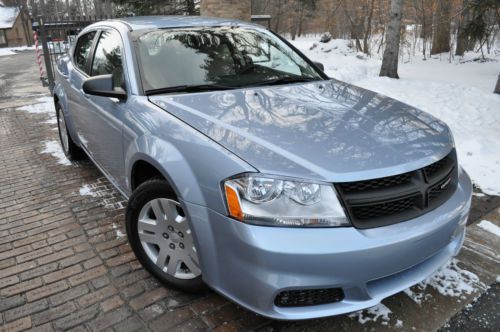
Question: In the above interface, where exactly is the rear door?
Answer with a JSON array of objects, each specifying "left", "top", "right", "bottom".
[{"left": 82, "top": 29, "right": 127, "bottom": 187}]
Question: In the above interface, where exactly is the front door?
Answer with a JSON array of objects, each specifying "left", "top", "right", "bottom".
[{"left": 80, "top": 29, "right": 127, "bottom": 188}]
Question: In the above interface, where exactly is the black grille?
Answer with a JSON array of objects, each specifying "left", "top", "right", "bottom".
[
  {"left": 275, "top": 288, "right": 344, "bottom": 307},
  {"left": 339, "top": 173, "right": 412, "bottom": 192},
  {"left": 428, "top": 170, "right": 454, "bottom": 203},
  {"left": 336, "top": 151, "right": 458, "bottom": 229},
  {"left": 352, "top": 194, "right": 418, "bottom": 219},
  {"left": 423, "top": 154, "right": 454, "bottom": 181}
]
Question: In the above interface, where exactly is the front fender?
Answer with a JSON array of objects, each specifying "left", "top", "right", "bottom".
[
  {"left": 126, "top": 136, "right": 203, "bottom": 204},
  {"left": 124, "top": 133, "right": 255, "bottom": 214}
]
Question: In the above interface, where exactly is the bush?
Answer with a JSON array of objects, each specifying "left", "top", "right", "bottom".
[{"left": 319, "top": 32, "right": 332, "bottom": 43}]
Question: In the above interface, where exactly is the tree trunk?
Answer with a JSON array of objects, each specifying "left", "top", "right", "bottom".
[
  {"left": 298, "top": 4, "right": 305, "bottom": 37},
  {"left": 274, "top": 0, "right": 282, "bottom": 32},
  {"left": 494, "top": 73, "right": 500, "bottom": 94},
  {"left": 455, "top": 0, "right": 470, "bottom": 56},
  {"left": 83, "top": 0, "right": 88, "bottom": 17},
  {"left": 431, "top": 0, "right": 451, "bottom": 55},
  {"left": 379, "top": 0, "right": 404, "bottom": 78},
  {"left": 417, "top": 0, "right": 431, "bottom": 58},
  {"left": 343, "top": 3, "right": 363, "bottom": 52},
  {"left": 39, "top": 0, "right": 46, "bottom": 16},
  {"left": 362, "top": 0, "right": 375, "bottom": 55}
]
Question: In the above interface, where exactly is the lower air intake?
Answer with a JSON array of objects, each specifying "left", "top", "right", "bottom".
[{"left": 274, "top": 288, "right": 344, "bottom": 307}]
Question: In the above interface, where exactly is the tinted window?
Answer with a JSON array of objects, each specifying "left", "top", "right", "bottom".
[
  {"left": 91, "top": 30, "right": 123, "bottom": 88},
  {"left": 74, "top": 31, "right": 96, "bottom": 73},
  {"left": 135, "top": 27, "right": 321, "bottom": 91}
]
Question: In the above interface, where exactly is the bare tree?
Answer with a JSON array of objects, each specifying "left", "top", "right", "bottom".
[
  {"left": 455, "top": 0, "right": 470, "bottom": 56},
  {"left": 379, "top": 0, "right": 404, "bottom": 78},
  {"left": 343, "top": 2, "right": 363, "bottom": 51},
  {"left": 431, "top": 0, "right": 451, "bottom": 54},
  {"left": 412, "top": 0, "right": 432, "bottom": 58},
  {"left": 362, "top": 0, "right": 375, "bottom": 54}
]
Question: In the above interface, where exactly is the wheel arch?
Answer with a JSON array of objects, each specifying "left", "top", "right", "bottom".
[
  {"left": 53, "top": 84, "right": 80, "bottom": 147},
  {"left": 130, "top": 159, "right": 171, "bottom": 192},
  {"left": 125, "top": 138, "right": 207, "bottom": 207}
]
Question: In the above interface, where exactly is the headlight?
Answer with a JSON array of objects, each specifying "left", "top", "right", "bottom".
[{"left": 223, "top": 174, "right": 349, "bottom": 227}]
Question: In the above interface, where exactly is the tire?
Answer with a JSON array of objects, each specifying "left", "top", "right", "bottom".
[
  {"left": 126, "top": 179, "right": 205, "bottom": 292},
  {"left": 56, "top": 103, "right": 85, "bottom": 161}
]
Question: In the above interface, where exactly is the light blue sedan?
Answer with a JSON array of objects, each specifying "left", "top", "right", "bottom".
[{"left": 54, "top": 16, "right": 472, "bottom": 320}]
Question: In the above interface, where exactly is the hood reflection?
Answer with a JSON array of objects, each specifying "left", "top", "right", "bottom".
[{"left": 150, "top": 80, "right": 452, "bottom": 181}]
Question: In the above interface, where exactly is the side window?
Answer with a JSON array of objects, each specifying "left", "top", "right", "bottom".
[
  {"left": 73, "top": 31, "right": 96, "bottom": 73},
  {"left": 91, "top": 30, "right": 124, "bottom": 88}
]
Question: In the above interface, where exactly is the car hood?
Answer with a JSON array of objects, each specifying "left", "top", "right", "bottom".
[{"left": 149, "top": 79, "right": 454, "bottom": 182}]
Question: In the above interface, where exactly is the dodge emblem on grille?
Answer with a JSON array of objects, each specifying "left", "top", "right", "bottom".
[{"left": 440, "top": 176, "right": 452, "bottom": 190}]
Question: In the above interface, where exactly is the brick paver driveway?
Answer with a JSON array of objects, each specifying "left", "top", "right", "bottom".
[{"left": 1, "top": 51, "right": 499, "bottom": 332}]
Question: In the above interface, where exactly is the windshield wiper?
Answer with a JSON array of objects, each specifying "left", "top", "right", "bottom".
[
  {"left": 250, "top": 76, "right": 319, "bottom": 87},
  {"left": 145, "top": 84, "right": 237, "bottom": 96}
]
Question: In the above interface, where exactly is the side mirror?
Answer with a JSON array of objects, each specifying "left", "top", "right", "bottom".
[
  {"left": 82, "top": 74, "right": 126, "bottom": 100},
  {"left": 313, "top": 61, "right": 324, "bottom": 72}
]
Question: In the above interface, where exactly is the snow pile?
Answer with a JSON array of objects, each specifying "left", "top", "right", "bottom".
[
  {"left": 0, "top": 46, "right": 36, "bottom": 57},
  {"left": 477, "top": 220, "right": 500, "bottom": 236},
  {"left": 405, "top": 259, "right": 485, "bottom": 303},
  {"left": 349, "top": 302, "right": 392, "bottom": 325},
  {"left": 41, "top": 140, "right": 71, "bottom": 166},
  {"left": 296, "top": 38, "right": 381, "bottom": 83},
  {"left": 291, "top": 36, "right": 500, "bottom": 195}
]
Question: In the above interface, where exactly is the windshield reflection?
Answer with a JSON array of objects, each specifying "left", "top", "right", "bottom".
[{"left": 135, "top": 27, "right": 322, "bottom": 92}]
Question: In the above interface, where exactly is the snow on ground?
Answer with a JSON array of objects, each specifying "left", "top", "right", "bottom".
[
  {"left": 351, "top": 259, "right": 484, "bottom": 327},
  {"left": 78, "top": 179, "right": 126, "bottom": 210},
  {"left": 79, "top": 184, "right": 98, "bottom": 197},
  {"left": 291, "top": 36, "right": 500, "bottom": 196},
  {"left": 349, "top": 302, "right": 392, "bottom": 326},
  {"left": 406, "top": 258, "right": 486, "bottom": 303},
  {"left": 16, "top": 96, "right": 58, "bottom": 127},
  {"left": 477, "top": 220, "right": 500, "bottom": 236},
  {"left": 17, "top": 96, "right": 54, "bottom": 114},
  {"left": 41, "top": 140, "right": 71, "bottom": 166},
  {"left": 42, "top": 118, "right": 58, "bottom": 125},
  {"left": 0, "top": 46, "right": 36, "bottom": 57},
  {"left": 112, "top": 223, "right": 126, "bottom": 238}
]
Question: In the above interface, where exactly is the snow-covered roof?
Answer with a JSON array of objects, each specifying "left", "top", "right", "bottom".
[{"left": 0, "top": 6, "right": 19, "bottom": 29}]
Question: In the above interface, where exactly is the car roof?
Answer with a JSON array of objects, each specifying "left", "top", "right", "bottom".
[{"left": 109, "top": 15, "right": 259, "bottom": 31}]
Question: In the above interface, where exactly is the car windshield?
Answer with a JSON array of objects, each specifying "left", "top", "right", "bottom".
[{"left": 135, "top": 26, "right": 323, "bottom": 94}]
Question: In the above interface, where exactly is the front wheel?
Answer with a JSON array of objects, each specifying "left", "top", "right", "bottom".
[{"left": 126, "top": 179, "right": 204, "bottom": 292}]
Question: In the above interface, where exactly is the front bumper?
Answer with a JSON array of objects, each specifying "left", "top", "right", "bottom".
[{"left": 185, "top": 169, "right": 472, "bottom": 320}]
